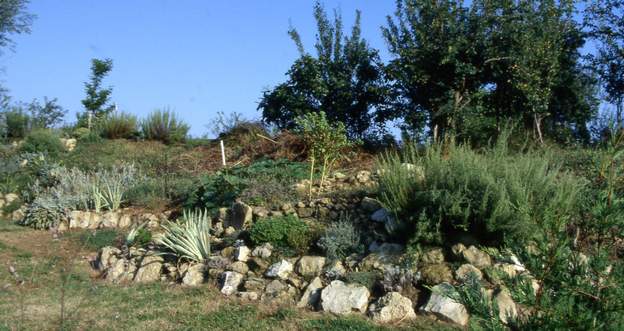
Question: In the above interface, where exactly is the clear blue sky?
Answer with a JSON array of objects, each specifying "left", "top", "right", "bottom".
[{"left": 0, "top": 1, "right": 396, "bottom": 136}]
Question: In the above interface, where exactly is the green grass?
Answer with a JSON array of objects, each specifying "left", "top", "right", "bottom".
[{"left": 75, "top": 229, "right": 122, "bottom": 250}]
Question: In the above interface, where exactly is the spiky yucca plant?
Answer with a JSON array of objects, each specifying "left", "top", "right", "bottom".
[{"left": 155, "top": 209, "right": 211, "bottom": 262}]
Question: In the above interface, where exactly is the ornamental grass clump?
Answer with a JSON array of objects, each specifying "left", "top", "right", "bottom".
[{"left": 155, "top": 209, "right": 211, "bottom": 263}]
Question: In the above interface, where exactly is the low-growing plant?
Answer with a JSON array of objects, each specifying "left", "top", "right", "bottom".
[
  {"left": 317, "top": 215, "right": 363, "bottom": 261},
  {"left": 98, "top": 111, "right": 137, "bottom": 139},
  {"left": 141, "top": 108, "right": 189, "bottom": 144},
  {"left": 155, "top": 209, "right": 211, "bottom": 262},
  {"left": 126, "top": 222, "right": 151, "bottom": 247},
  {"left": 79, "top": 229, "right": 121, "bottom": 250},
  {"left": 249, "top": 214, "right": 311, "bottom": 253},
  {"left": 19, "top": 196, "right": 68, "bottom": 229}
]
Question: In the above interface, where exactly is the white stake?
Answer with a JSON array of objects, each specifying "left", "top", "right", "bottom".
[{"left": 220, "top": 140, "right": 226, "bottom": 167}]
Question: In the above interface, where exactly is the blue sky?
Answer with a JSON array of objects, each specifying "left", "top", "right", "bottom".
[{"left": 0, "top": 1, "right": 395, "bottom": 136}]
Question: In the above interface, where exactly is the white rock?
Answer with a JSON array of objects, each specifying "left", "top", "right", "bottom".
[
  {"left": 265, "top": 260, "right": 294, "bottom": 280},
  {"left": 495, "top": 288, "right": 518, "bottom": 324},
  {"left": 296, "top": 256, "right": 326, "bottom": 277},
  {"left": 237, "top": 291, "right": 259, "bottom": 301},
  {"left": 369, "top": 292, "right": 416, "bottom": 323},
  {"left": 234, "top": 246, "right": 251, "bottom": 262},
  {"left": 421, "top": 283, "right": 469, "bottom": 326},
  {"left": 220, "top": 271, "right": 243, "bottom": 296},
  {"left": 251, "top": 243, "right": 273, "bottom": 258},
  {"left": 320, "top": 280, "right": 370, "bottom": 315},
  {"left": 134, "top": 254, "right": 163, "bottom": 283},
  {"left": 297, "top": 276, "right": 323, "bottom": 308}
]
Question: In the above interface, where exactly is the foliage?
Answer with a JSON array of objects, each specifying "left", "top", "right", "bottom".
[
  {"left": 78, "top": 229, "right": 121, "bottom": 250},
  {"left": 0, "top": 0, "right": 34, "bottom": 54},
  {"left": 140, "top": 108, "right": 189, "bottom": 144},
  {"left": 155, "top": 209, "right": 211, "bottom": 263},
  {"left": 187, "top": 158, "right": 308, "bottom": 210},
  {"left": 249, "top": 214, "right": 311, "bottom": 253},
  {"left": 585, "top": 0, "right": 624, "bottom": 125},
  {"left": 98, "top": 111, "right": 138, "bottom": 139},
  {"left": 1, "top": 107, "right": 29, "bottom": 139},
  {"left": 377, "top": 132, "right": 586, "bottom": 246},
  {"left": 19, "top": 195, "right": 67, "bottom": 229},
  {"left": 80, "top": 58, "right": 114, "bottom": 128},
  {"left": 295, "top": 111, "right": 354, "bottom": 198},
  {"left": 20, "top": 129, "right": 65, "bottom": 158},
  {"left": 25, "top": 97, "right": 67, "bottom": 129},
  {"left": 382, "top": 0, "right": 596, "bottom": 144},
  {"left": 126, "top": 222, "right": 151, "bottom": 247},
  {"left": 318, "top": 217, "right": 362, "bottom": 261},
  {"left": 259, "top": 1, "right": 388, "bottom": 140}
]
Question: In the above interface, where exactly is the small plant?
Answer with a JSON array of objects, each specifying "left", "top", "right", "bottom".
[
  {"left": 249, "top": 214, "right": 311, "bottom": 252},
  {"left": 126, "top": 222, "right": 151, "bottom": 247},
  {"left": 79, "top": 229, "right": 121, "bottom": 250},
  {"left": 318, "top": 216, "right": 362, "bottom": 261},
  {"left": 19, "top": 196, "right": 67, "bottom": 229},
  {"left": 98, "top": 111, "right": 137, "bottom": 139},
  {"left": 141, "top": 108, "right": 189, "bottom": 144},
  {"left": 294, "top": 111, "right": 354, "bottom": 198},
  {"left": 155, "top": 209, "right": 211, "bottom": 262}
]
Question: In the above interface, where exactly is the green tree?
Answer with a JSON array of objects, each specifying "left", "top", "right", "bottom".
[
  {"left": 259, "top": 1, "right": 387, "bottom": 140},
  {"left": 80, "top": 58, "right": 114, "bottom": 128},
  {"left": 383, "top": 0, "right": 488, "bottom": 140},
  {"left": 585, "top": 0, "right": 624, "bottom": 126},
  {"left": 27, "top": 97, "right": 66, "bottom": 129},
  {"left": 0, "top": 0, "right": 34, "bottom": 102}
]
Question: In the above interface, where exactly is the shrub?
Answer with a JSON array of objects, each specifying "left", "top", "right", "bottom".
[
  {"left": 98, "top": 112, "right": 138, "bottom": 139},
  {"left": 249, "top": 215, "right": 311, "bottom": 252},
  {"left": 294, "top": 111, "right": 355, "bottom": 198},
  {"left": 318, "top": 217, "right": 363, "bottom": 261},
  {"left": 376, "top": 133, "right": 586, "bottom": 246},
  {"left": 155, "top": 209, "right": 211, "bottom": 262},
  {"left": 20, "top": 129, "right": 65, "bottom": 158},
  {"left": 19, "top": 196, "right": 68, "bottom": 229},
  {"left": 2, "top": 108, "right": 30, "bottom": 139},
  {"left": 126, "top": 223, "right": 152, "bottom": 247},
  {"left": 141, "top": 108, "right": 189, "bottom": 144}
]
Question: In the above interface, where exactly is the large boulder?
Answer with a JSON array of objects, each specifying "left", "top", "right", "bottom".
[
  {"left": 220, "top": 271, "right": 244, "bottom": 296},
  {"left": 421, "top": 283, "right": 469, "bottom": 326},
  {"left": 297, "top": 276, "right": 324, "bottom": 309},
  {"left": 296, "top": 256, "right": 326, "bottom": 278},
  {"left": 133, "top": 254, "right": 163, "bottom": 283},
  {"left": 320, "top": 280, "right": 370, "bottom": 315},
  {"left": 225, "top": 201, "right": 253, "bottom": 230},
  {"left": 265, "top": 260, "right": 294, "bottom": 280},
  {"left": 368, "top": 292, "right": 416, "bottom": 323}
]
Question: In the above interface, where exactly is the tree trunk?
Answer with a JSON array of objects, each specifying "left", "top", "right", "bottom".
[{"left": 534, "top": 113, "right": 545, "bottom": 145}]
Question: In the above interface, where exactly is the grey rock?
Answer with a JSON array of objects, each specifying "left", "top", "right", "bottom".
[
  {"left": 134, "top": 254, "right": 163, "bottom": 283},
  {"left": 234, "top": 245, "right": 251, "bottom": 262},
  {"left": 297, "top": 276, "right": 323, "bottom": 309},
  {"left": 229, "top": 261, "right": 249, "bottom": 274},
  {"left": 296, "top": 256, "right": 326, "bottom": 278},
  {"left": 495, "top": 288, "right": 518, "bottom": 324},
  {"left": 251, "top": 243, "right": 273, "bottom": 258},
  {"left": 97, "top": 246, "right": 121, "bottom": 271},
  {"left": 225, "top": 201, "right": 253, "bottom": 230},
  {"left": 360, "top": 197, "right": 383, "bottom": 213},
  {"left": 220, "top": 271, "right": 243, "bottom": 296},
  {"left": 182, "top": 264, "right": 205, "bottom": 286},
  {"left": 265, "top": 260, "right": 293, "bottom": 279},
  {"left": 455, "top": 264, "right": 483, "bottom": 282},
  {"left": 462, "top": 246, "right": 492, "bottom": 269}
]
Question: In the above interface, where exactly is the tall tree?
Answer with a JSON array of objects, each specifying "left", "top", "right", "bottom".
[
  {"left": 383, "top": 0, "right": 487, "bottom": 139},
  {"left": 585, "top": 0, "right": 624, "bottom": 126},
  {"left": 259, "top": 1, "right": 387, "bottom": 140},
  {"left": 80, "top": 58, "right": 114, "bottom": 128}
]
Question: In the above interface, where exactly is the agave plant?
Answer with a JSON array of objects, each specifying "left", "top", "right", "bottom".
[
  {"left": 155, "top": 209, "right": 211, "bottom": 263},
  {"left": 126, "top": 222, "right": 148, "bottom": 246},
  {"left": 101, "top": 179, "right": 123, "bottom": 211}
]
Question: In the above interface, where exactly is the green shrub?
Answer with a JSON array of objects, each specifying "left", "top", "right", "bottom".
[
  {"left": 318, "top": 217, "right": 363, "bottom": 261},
  {"left": 155, "top": 209, "right": 211, "bottom": 262},
  {"left": 2, "top": 108, "right": 30, "bottom": 139},
  {"left": 79, "top": 229, "right": 121, "bottom": 250},
  {"left": 98, "top": 112, "right": 138, "bottom": 139},
  {"left": 20, "top": 129, "right": 65, "bottom": 158},
  {"left": 377, "top": 133, "right": 586, "bottom": 246},
  {"left": 19, "top": 196, "right": 68, "bottom": 230},
  {"left": 249, "top": 215, "right": 311, "bottom": 252},
  {"left": 141, "top": 108, "right": 189, "bottom": 144},
  {"left": 126, "top": 223, "right": 152, "bottom": 247}
]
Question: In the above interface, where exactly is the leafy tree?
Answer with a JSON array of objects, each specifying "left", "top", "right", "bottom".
[
  {"left": 0, "top": 0, "right": 33, "bottom": 54},
  {"left": 27, "top": 97, "right": 66, "bottom": 128},
  {"left": 383, "top": 0, "right": 487, "bottom": 140},
  {"left": 585, "top": 0, "right": 624, "bottom": 126},
  {"left": 259, "top": 1, "right": 387, "bottom": 140},
  {"left": 80, "top": 58, "right": 114, "bottom": 128}
]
